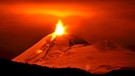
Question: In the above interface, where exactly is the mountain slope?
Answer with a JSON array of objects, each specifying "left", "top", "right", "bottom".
[
  {"left": 39, "top": 45, "right": 135, "bottom": 74},
  {"left": 12, "top": 34, "right": 135, "bottom": 74},
  {"left": 12, "top": 33, "right": 89, "bottom": 63},
  {"left": 92, "top": 38, "right": 121, "bottom": 50}
]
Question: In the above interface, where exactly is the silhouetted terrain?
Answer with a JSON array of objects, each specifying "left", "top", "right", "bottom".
[{"left": 0, "top": 58, "right": 135, "bottom": 76}]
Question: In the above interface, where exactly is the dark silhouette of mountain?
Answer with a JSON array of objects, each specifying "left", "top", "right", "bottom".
[
  {"left": 0, "top": 58, "right": 135, "bottom": 76},
  {"left": 0, "top": 58, "right": 91, "bottom": 76}
]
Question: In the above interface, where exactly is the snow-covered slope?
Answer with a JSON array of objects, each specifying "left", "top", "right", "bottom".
[
  {"left": 12, "top": 33, "right": 135, "bottom": 74},
  {"left": 43, "top": 45, "right": 135, "bottom": 74},
  {"left": 12, "top": 33, "right": 89, "bottom": 63}
]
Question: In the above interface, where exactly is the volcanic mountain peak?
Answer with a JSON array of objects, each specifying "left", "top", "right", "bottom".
[
  {"left": 92, "top": 38, "right": 121, "bottom": 50},
  {"left": 12, "top": 33, "right": 89, "bottom": 64},
  {"left": 12, "top": 34, "right": 135, "bottom": 74},
  {"left": 44, "top": 33, "right": 89, "bottom": 49}
]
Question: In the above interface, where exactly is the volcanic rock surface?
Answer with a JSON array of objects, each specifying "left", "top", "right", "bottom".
[{"left": 12, "top": 33, "right": 135, "bottom": 74}]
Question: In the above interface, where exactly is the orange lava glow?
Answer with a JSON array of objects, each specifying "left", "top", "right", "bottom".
[
  {"left": 51, "top": 19, "right": 66, "bottom": 41},
  {"left": 54, "top": 20, "right": 65, "bottom": 35},
  {"left": 36, "top": 49, "right": 42, "bottom": 54}
]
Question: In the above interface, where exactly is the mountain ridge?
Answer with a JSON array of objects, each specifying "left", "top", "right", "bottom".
[{"left": 12, "top": 33, "right": 135, "bottom": 74}]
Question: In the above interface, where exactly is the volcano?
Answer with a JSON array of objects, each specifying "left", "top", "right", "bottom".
[
  {"left": 12, "top": 20, "right": 135, "bottom": 74},
  {"left": 12, "top": 33, "right": 89, "bottom": 63},
  {"left": 12, "top": 33, "right": 135, "bottom": 74}
]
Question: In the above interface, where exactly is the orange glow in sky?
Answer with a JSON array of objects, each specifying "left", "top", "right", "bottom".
[{"left": 1, "top": 3, "right": 91, "bottom": 17}]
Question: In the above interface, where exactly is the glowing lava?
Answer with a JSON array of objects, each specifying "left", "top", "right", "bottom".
[
  {"left": 51, "top": 20, "right": 66, "bottom": 40},
  {"left": 36, "top": 49, "right": 42, "bottom": 54},
  {"left": 54, "top": 20, "right": 65, "bottom": 35}
]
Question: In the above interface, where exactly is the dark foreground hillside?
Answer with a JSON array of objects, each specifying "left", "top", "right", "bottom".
[{"left": 0, "top": 58, "right": 135, "bottom": 76}]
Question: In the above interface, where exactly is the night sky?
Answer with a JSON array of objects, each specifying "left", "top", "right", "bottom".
[{"left": 0, "top": 0, "right": 135, "bottom": 60}]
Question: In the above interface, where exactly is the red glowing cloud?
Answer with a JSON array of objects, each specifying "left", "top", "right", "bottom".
[{"left": 1, "top": 3, "right": 92, "bottom": 17}]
